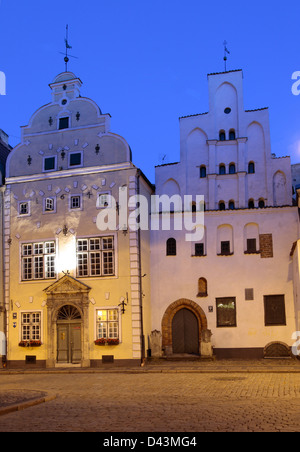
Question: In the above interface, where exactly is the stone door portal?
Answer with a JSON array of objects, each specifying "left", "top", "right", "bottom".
[{"left": 172, "top": 308, "right": 199, "bottom": 354}]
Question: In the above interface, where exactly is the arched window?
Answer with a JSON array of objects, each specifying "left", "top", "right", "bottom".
[
  {"left": 258, "top": 198, "right": 265, "bottom": 208},
  {"left": 229, "top": 129, "right": 236, "bottom": 140},
  {"left": 166, "top": 238, "right": 176, "bottom": 256},
  {"left": 200, "top": 166, "right": 206, "bottom": 178},
  {"left": 219, "top": 201, "right": 226, "bottom": 211},
  {"left": 219, "top": 130, "right": 226, "bottom": 141},
  {"left": 248, "top": 199, "right": 255, "bottom": 209},
  {"left": 219, "top": 164, "right": 226, "bottom": 175},
  {"left": 229, "top": 200, "right": 235, "bottom": 210},
  {"left": 229, "top": 163, "right": 236, "bottom": 174},
  {"left": 248, "top": 162, "right": 255, "bottom": 174},
  {"left": 197, "top": 278, "right": 208, "bottom": 297}
]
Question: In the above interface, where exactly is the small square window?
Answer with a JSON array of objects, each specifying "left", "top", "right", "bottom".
[
  {"left": 44, "top": 197, "right": 55, "bottom": 213},
  {"left": 97, "top": 192, "right": 111, "bottom": 208},
  {"left": 44, "top": 156, "right": 56, "bottom": 172},
  {"left": 19, "top": 202, "right": 30, "bottom": 216},
  {"left": 70, "top": 195, "right": 81, "bottom": 210},
  {"left": 69, "top": 152, "right": 82, "bottom": 167},
  {"left": 59, "top": 117, "right": 69, "bottom": 130},
  {"left": 245, "top": 288, "right": 254, "bottom": 301}
]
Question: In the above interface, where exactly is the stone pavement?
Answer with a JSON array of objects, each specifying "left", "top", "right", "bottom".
[{"left": 0, "top": 359, "right": 300, "bottom": 432}]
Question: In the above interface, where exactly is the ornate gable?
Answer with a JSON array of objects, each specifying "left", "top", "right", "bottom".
[{"left": 44, "top": 274, "right": 91, "bottom": 295}]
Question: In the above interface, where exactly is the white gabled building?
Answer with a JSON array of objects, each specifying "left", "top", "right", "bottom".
[{"left": 150, "top": 69, "right": 299, "bottom": 359}]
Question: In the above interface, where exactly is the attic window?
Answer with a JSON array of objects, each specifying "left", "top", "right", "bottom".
[{"left": 59, "top": 117, "right": 69, "bottom": 130}]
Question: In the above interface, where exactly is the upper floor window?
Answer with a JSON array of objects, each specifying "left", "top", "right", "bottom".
[
  {"left": 229, "top": 163, "right": 236, "bottom": 174},
  {"left": 248, "top": 162, "right": 255, "bottom": 174},
  {"left": 248, "top": 199, "right": 255, "bottom": 209},
  {"left": 219, "top": 201, "right": 226, "bottom": 211},
  {"left": 59, "top": 117, "right": 69, "bottom": 130},
  {"left": 259, "top": 198, "right": 265, "bottom": 208},
  {"left": 219, "top": 130, "right": 226, "bottom": 141},
  {"left": 195, "top": 243, "right": 205, "bottom": 256},
  {"left": 69, "top": 151, "right": 83, "bottom": 168},
  {"left": 76, "top": 236, "right": 115, "bottom": 277},
  {"left": 21, "top": 241, "right": 56, "bottom": 281},
  {"left": 44, "top": 197, "right": 56, "bottom": 213},
  {"left": 219, "top": 164, "right": 226, "bottom": 175},
  {"left": 44, "top": 156, "right": 57, "bottom": 172},
  {"left": 166, "top": 238, "right": 177, "bottom": 256},
  {"left": 229, "top": 129, "right": 236, "bottom": 140},
  {"left": 228, "top": 200, "right": 235, "bottom": 210},
  {"left": 200, "top": 166, "right": 207, "bottom": 178},
  {"left": 18, "top": 201, "right": 30, "bottom": 216},
  {"left": 70, "top": 195, "right": 82, "bottom": 210}
]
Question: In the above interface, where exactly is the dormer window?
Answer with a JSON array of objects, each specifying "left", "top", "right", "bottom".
[{"left": 59, "top": 117, "right": 69, "bottom": 130}]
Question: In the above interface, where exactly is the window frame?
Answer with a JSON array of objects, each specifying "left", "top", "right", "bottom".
[
  {"left": 43, "top": 155, "right": 57, "bottom": 173},
  {"left": 248, "top": 162, "right": 255, "bottom": 174},
  {"left": 166, "top": 238, "right": 177, "bottom": 256},
  {"left": 219, "top": 164, "right": 226, "bottom": 175},
  {"left": 200, "top": 166, "right": 207, "bottom": 179},
  {"left": 95, "top": 307, "right": 121, "bottom": 342},
  {"left": 76, "top": 236, "right": 115, "bottom": 278},
  {"left": 20, "top": 241, "right": 56, "bottom": 281},
  {"left": 216, "top": 297, "right": 237, "bottom": 328},
  {"left": 43, "top": 196, "right": 56, "bottom": 214},
  {"left": 264, "top": 295, "right": 286, "bottom": 326},
  {"left": 58, "top": 116, "right": 70, "bottom": 130},
  {"left": 18, "top": 201, "right": 31, "bottom": 217},
  {"left": 68, "top": 151, "right": 83, "bottom": 168},
  {"left": 20, "top": 311, "right": 42, "bottom": 342},
  {"left": 69, "top": 194, "right": 83, "bottom": 211}
]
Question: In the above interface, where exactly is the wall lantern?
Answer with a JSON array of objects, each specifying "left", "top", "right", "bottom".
[
  {"left": 63, "top": 225, "right": 68, "bottom": 236},
  {"left": 61, "top": 149, "right": 66, "bottom": 160},
  {"left": 27, "top": 155, "right": 32, "bottom": 166},
  {"left": 95, "top": 144, "right": 100, "bottom": 155},
  {"left": 118, "top": 294, "right": 128, "bottom": 314}
]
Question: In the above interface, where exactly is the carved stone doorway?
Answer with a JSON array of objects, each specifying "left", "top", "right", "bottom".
[{"left": 44, "top": 275, "right": 91, "bottom": 368}]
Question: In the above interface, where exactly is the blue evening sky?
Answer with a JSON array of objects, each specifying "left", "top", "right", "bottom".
[{"left": 0, "top": 0, "right": 299, "bottom": 183}]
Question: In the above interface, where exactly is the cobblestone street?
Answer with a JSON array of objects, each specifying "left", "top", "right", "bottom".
[{"left": 1, "top": 364, "right": 300, "bottom": 432}]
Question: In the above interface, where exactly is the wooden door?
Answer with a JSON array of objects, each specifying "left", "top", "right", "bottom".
[{"left": 172, "top": 308, "right": 199, "bottom": 355}]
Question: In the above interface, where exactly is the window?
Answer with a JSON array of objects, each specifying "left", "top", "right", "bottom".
[
  {"left": 219, "top": 130, "right": 226, "bottom": 141},
  {"left": 97, "top": 192, "right": 111, "bottom": 208},
  {"left": 245, "top": 288, "right": 254, "bottom": 301},
  {"left": 248, "top": 199, "right": 255, "bottom": 209},
  {"left": 70, "top": 195, "right": 81, "bottom": 210},
  {"left": 200, "top": 166, "right": 206, "bottom": 178},
  {"left": 21, "top": 312, "right": 41, "bottom": 341},
  {"left": 229, "top": 200, "right": 235, "bottom": 210},
  {"left": 18, "top": 201, "right": 30, "bottom": 216},
  {"left": 76, "top": 236, "right": 114, "bottom": 277},
  {"left": 220, "top": 241, "right": 231, "bottom": 255},
  {"left": 21, "top": 241, "right": 56, "bottom": 280},
  {"left": 166, "top": 238, "right": 176, "bottom": 256},
  {"left": 96, "top": 309, "right": 119, "bottom": 340},
  {"left": 229, "top": 129, "right": 236, "bottom": 140},
  {"left": 44, "top": 197, "right": 56, "bottom": 213},
  {"left": 246, "top": 238, "right": 257, "bottom": 253},
  {"left": 216, "top": 298, "right": 237, "bottom": 327},
  {"left": 69, "top": 152, "right": 82, "bottom": 167},
  {"left": 219, "top": 201, "right": 226, "bottom": 211},
  {"left": 229, "top": 163, "right": 236, "bottom": 174},
  {"left": 264, "top": 295, "right": 286, "bottom": 326},
  {"left": 44, "top": 156, "right": 56, "bottom": 172},
  {"left": 248, "top": 162, "right": 255, "bottom": 174},
  {"left": 59, "top": 117, "right": 69, "bottom": 130},
  {"left": 195, "top": 243, "right": 205, "bottom": 256},
  {"left": 219, "top": 164, "right": 226, "bottom": 175},
  {"left": 259, "top": 199, "right": 265, "bottom": 208}
]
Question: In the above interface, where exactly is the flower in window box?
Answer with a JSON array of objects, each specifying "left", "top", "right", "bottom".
[
  {"left": 19, "top": 340, "right": 28, "bottom": 347},
  {"left": 106, "top": 338, "right": 119, "bottom": 346},
  {"left": 29, "top": 340, "right": 42, "bottom": 347},
  {"left": 94, "top": 338, "right": 106, "bottom": 346}
]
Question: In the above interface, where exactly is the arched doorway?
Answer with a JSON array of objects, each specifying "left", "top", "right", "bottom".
[
  {"left": 172, "top": 308, "right": 199, "bottom": 354},
  {"left": 162, "top": 299, "right": 208, "bottom": 356},
  {"left": 57, "top": 305, "right": 82, "bottom": 364}
]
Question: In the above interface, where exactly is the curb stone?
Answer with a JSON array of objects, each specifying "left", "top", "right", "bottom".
[{"left": 0, "top": 393, "right": 57, "bottom": 416}]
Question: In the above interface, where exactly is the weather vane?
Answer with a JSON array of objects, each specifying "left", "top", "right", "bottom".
[
  {"left": 223, "top": 40, "right": 230, "bottom": 72},
  {"left": 59, "top": 25, "right": 78, "bottom": 72}
]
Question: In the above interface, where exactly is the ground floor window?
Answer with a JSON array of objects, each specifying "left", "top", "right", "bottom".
[
  {"left": 96, "top": 309, "right": 119, "bottom": 340},
  {"left": 264, "top": 295, "right": 286, "bottom": 326},
  {"left": 21, "top": 312, "right": 41, "bottom": 341},
  {"left": 216, "top": 297, "right": 237, "bottom": 327}
]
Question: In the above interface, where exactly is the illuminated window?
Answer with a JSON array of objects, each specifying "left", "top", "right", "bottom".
[
  {"left": 96, "top": 309, "right": 119, "bottom": 340},
  {"left": 21, "top": 312, "right": 41, "bottom": 341},
  {"left": 216, "top": 298, "right": 237, "bottom": 327}
]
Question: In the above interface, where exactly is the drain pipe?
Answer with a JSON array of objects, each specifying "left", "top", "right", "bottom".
[{"left": 136, "top": 169, "right": 145, "bottom": 366}]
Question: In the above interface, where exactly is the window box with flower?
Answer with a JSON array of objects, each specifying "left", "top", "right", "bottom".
[{"left": 19, "top": 340, "right": 42, "bottom": 347}]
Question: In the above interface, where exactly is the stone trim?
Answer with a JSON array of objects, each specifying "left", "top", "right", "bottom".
[{"left": 161, "top": 299, "right": 208, "bottom": 355}]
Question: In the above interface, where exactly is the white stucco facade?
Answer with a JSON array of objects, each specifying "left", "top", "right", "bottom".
[{"left": 151, "top": 69, "right": 298, "bottom": 359}]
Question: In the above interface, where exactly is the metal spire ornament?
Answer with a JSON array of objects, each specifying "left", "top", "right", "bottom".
[
  {"left": 59, "top": 25, "right": 78, "bottom": 72},
  {"left": 223, "top": 40, "right": 230, "bottom": 72}
]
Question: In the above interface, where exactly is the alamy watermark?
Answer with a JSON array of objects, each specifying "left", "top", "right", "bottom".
[
  {"left": 96, "top": 188, "right": 205, "bottom": 242},
  {"left": 292, "top": 71, "right": 300, "bottom": 96},
  {"left": 0, "top": 71, "right": 6, "bottom": 95}
]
